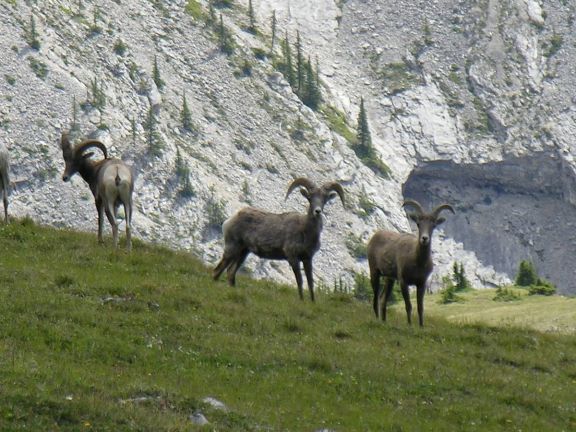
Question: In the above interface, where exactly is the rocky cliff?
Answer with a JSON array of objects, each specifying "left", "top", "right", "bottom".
[{"left": 1, "top": 0, "right": 574, "bottom": 293}]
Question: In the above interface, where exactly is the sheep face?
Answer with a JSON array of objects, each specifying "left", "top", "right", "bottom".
[
  {"left": 408, "top": 213, "right": 445, "bottom": 247},
  {"left": 60, "top": 133, "right": 77, "bottom": 182},
  {"left": 301, "top": 188, "right": 339, "bottom": 218},
  {"left": 286, "top": 178, "right": 345, "bottom": 220},
  {"left": 60, "top": 132, "right": 108, "bottom": 182}
]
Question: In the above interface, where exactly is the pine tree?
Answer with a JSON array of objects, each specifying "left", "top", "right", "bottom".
[
  {"left": 130, "top": 115, "right": 137, "bottom": 146},
  {"left": 356, "top": 97, "right": 372, "bottom": 157},
  {"left": 71, "top": 95, "right": 79, "bottom": 132},
  {"left": 27, "top": 15, "right": 40, "bottom": 50},
  {"left": 144, "top": 106, "right": 163, "bottom": 157},
  {"left": 180, "top": 92, "right": 193, "bottom": 132},
  {"left": 207, "top": 2, "right": 217, "bottom": 25},
  {"left": 515, "top": 260, "right": 538, "bottom": 287},
  {"left": 152, "top": 55, "right": 164, "bottom": 90},
  {"left": 89, "top": 78, "right": 106, "bottom": 110},
  {"left": 295, "top": 31, "right": 304, "bottom": 95},
  {"left": 303, "top": 56, "right": 320, "bottom": 110},
  {"left": 452, "top": 261, "right": 471, "bottom": 292},
  {"left": 270, "top": 10, "right": 277, "bottom": 54},
  {"left": 281, "top": 32, "right": 295, "bottom": 87},
  {"left": 247, "top": 0, "right": 257, "bottom": 34},
  {"left": 218, "top": 14, "right": 234, "bottom": 54}
]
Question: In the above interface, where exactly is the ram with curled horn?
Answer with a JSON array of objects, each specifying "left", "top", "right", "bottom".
[
  {"left": 60, "top": 131, "right": 134, "bottom": 251},
  {"left": 213, "top": 177, "right": 345, "bottom": 301},
  {"left": 367, "top": 199, "right": 455, "bottom": 326}
]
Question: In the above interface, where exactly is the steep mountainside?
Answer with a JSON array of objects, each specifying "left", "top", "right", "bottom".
[{"left": 1, "top": 0, "right": 575, "bottom": 293}]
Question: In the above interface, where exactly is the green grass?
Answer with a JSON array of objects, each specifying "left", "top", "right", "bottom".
[
  {"left": 185, "top": 0, "right": 203, "bottom": 20},
  {"left": 0, "top": 219, "right": 575, "bottom": 431},
  {"left": 427, "top": 288, "right": 576, "bottom": 334}
]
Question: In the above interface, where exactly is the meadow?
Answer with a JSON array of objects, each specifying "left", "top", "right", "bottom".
[{"left": 0, "top": 219, "right": 574, "bottom": 431}]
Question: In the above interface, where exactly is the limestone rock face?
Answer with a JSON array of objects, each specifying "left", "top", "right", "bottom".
[{"left": 1, "top": 0, "right": 575, "bottom": 293}]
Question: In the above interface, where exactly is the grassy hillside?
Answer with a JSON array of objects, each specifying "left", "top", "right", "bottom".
[{"left": 0, "top": 219, "right": 575, "bottom": 431}]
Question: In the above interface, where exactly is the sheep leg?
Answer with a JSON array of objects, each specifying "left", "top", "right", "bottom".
[
  {"left": 381, "top": 278, "right": 395, "bottom": 322},
  {"left": 400, "top": 281, "right": 412, "bottom": 325},
  {"left": 302, "top": 258, "right": 315, "bottom": 302},
  {"left": 97, "top": 201, "right": 105, "bottom": 244},
  {"left": 213, "top": 255, "right": 234, "bottom": 281},
  {"left": 289, "top": 259, "right": 304, "bottom": 300},
  {"left": 416, "top": 284, "right": 426, "bottom": 327},
  {"left": 2, "top": 189, "right": 7, "bottom": 223},
  {"left": 226, "top": 250, "right": 249, "bottom": 286},
  {"left": 124, "top": 199, "right": 132, "bottom": 252},
  {"left": 105, "top": 204, "right": 118, "bottom": 249},
  {"left": 370, "top": 267, "right": 381, "bottom": 317}
]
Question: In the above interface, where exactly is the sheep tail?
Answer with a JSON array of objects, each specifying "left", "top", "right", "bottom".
[{"left": 115, "top": 168, "right": 121, "bottom": 187}]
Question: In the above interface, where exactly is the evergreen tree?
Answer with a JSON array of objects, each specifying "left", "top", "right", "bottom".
[
  {"left": 356, "top": 97, "right": 372, "bottom": 157},
  {"left": 144, "top": 106, "right": 163, "bottom": 157},
  {"left": 175, "top": 147, "right": 194, "bottom": 198},
  {"left": 89, "top": 78, "right": 106, "bottom": 110},
  {"left": 302, "top": 56, "right": 320, "bottom": 110},
  {"left": 130, "top": 115, "right": 137, "bottom": 146},
  {"left": 218, "top": 14, "right": 234, "bottom": 54},
  {"left": 207, "top": 2, "right": 217, "bottom": 25},
  {"left": 295, "top": 30, "right": 304, "bottom": 94},
  {"left": 270, "top": 10, "right": 277, "bottom": 54},
  {"left": 515, "top": 260, "right": 538, "bottom": 287},
  {"left": 281, "top": 32, "right": 295, "bottom": 86},
  {"left": 71, "top": 95, "right": 79, "bottom": 132},
  {"left": 27, "top": 15, "right": 40, "bottom": 50},
  {"left": 452, "top": 261, "right": 471, "bottom": 292},
  {"left": 180, "top": 92, "right": 193, "bottom": 132},
  {"left": 152, "top": 55, "right": 164, "bottom": 90},
  {"left": 247, "top": 0, "right": 257, "bottom": 34}
]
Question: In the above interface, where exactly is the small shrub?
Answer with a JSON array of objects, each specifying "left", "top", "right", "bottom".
[
  {"left": 438, "top": 276, "right": 464, "bottom": 304},
  {"left": 493, "top": 286, "right": 521, "bottom": 302},
  {"left": 345, "top": 233, "right": 367, "bottom": 260},
  {"left": 113, "top": 39, "right": 127, "bottom": 56},
  {"left": 528, "top": 279, "right": 556, "bottom": 296},
  {"left": 356, "top": 188, "right": 376, "bottom": 219},
  {"left": 205, "top": 186, "right": 227, "bottom": 229},
  {"left": 5, "top": 75, "right": 16, "bottom": 85},
  {"left": 28, "top": 57, "right": 48, "bottom": 79},
  {"left": 185, "top": 0, "right": 203, "bottom": 19},
  {"left": 253, "top": 47, "right": 267, "bottom": 60}
]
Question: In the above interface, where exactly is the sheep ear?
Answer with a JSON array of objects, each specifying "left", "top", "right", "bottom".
[
  {"left": 435, "top": 217, "right": 446, "bottom": 226},
  {"left": 82, "top": 152, "right": 95, "bottom": 159},
  {"left": 300, "top": 188, "right": 310, "bottom": 199},
  {"left": 409, "top": 213, "right": 419, "bottom": 223}
]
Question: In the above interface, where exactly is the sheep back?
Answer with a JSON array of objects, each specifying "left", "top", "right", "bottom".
[{"left": 223, "top": 207, "right": 319, "bottom": 260}]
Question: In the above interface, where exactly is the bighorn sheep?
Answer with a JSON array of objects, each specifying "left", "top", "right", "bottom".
[
  {"left": 367, "top": 200, "right": 454, "bottom": 326},
  {"left": 60, "top": 131, "right": 134, "bottom": 251},
  {"left": 0, "top": 144, "right": 9, "bottom": 223},
  {"left": 213, "top": 178, "right": 345, "bottom": 301}
]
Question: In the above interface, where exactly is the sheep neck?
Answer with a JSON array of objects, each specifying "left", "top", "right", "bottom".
[
  {"left": 415, "top": 241, "right": 432, "bottom": 264},
  {"left": 305, "top": 209, "right": 323, "bottom": 237},
  {"left": 77, "top": 160, "right": 100, "bottom": 196}
]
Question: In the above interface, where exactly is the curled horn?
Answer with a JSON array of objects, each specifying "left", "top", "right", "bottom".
[
  {"left": 285, "top": 177, "right": 316, "bottom": 200},
  {"left": 402, "top": 199, "right": 424, "bottom": 216},
  {"left": 432, "top": 203, "right": 455, "bottom": 219},
  {"left": 74, "top": 139, "right": 108, "bottom": 159},
  {"left": 323, "top": 182, "right": 345, "bottom": 206}
]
